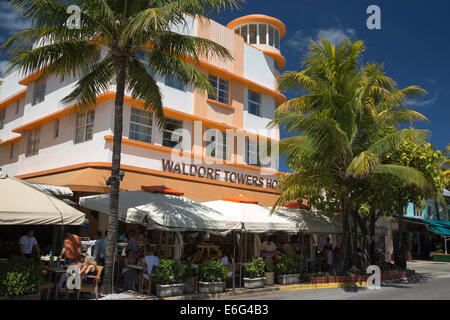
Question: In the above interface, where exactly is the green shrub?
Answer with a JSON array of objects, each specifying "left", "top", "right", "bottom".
[
  {"left": 0, "top": 257, "right": 42, "bottom": 297},
  {"left": 264, "top": 261, "right": 275, "bottom": 272},
  {"left": 152, "top": 259, "right": 185, "bottom": 285},
  {"left": 198, "top": 259, "right": 228, "bottom": 283},
  {"left": 245, "top": 257, "right": 265, "bottom": 279},
  {"left": 0, "top": 241, "right": 20, "bottom": 259},
  {"left": 275, "top": 252, "right": 302, "bottom": 275}
]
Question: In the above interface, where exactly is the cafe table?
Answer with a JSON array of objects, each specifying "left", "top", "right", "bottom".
[
  {"left": 42, "top": 264, "right": 68, "bottom": 300},
  {"left": 127, "top": 264, "right": 146, "bottom": 294}
]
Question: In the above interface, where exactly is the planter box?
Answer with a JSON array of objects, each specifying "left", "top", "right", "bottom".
[
  {"left": 327, "top": 276, "right": 336, "bottom": 283},
  {"left": 243, "top": 277, "right": 265, "bottom": 289},
  {"left": 184, "top": 277, "right": 196, "bottom": 294},
  {"left": 0, "top": 293, "right": 40, "bottom": 300},
  {"left": 432, "top": 254, "right": 450, "bottom": 262},
  {"left": 155, "top": 283, "right": 185, "bottom": 297},
  {"left": 264, "top": 272, "right": 274, "bottom": 286},
  {"left": 312, "top": 276, "right": 328, "bottom": 284},
  {"left": 277, "top": 274, "right": 300, "bottom": 285},
  {"left": 198, "top": 281, "right": 226, "bottom": 294}
]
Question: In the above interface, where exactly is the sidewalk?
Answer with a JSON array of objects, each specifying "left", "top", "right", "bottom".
[{"left": 136, "top": 281, "right": 368, "bottom": 300}]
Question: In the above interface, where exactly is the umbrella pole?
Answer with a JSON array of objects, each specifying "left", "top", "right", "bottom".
[
  {"left": 233, "top": 232, "right": 236, "bottom": 292},
  {"left": 239, "top": 231, "right": 243, "bottom": 289},
  {"left": 445, "top": 236, "right": 448, "bottom": 255}
]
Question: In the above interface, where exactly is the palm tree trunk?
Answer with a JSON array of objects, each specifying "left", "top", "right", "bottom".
[
  {"left": 336, "top": 193, "right": 351, "bottom": 274},
  {"left": 101, "top": 56, "right": 126, "bottom": 294},
  {"left": 368, "top": 209, "right": 377, "bottom": 264}
]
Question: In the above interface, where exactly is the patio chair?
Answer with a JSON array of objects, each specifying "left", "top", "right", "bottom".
[{"left": 77, "top": 266, "right": 103, "bottom": 300}]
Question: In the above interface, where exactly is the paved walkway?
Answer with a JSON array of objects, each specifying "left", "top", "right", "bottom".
[{"left": 220, "top": 261, "right": 450, "bottom": 300}]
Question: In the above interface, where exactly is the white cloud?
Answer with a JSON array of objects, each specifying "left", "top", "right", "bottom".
[
  {"left": 0, "top": 2, "right": 31, "bottom": 41},
  {"left": 286, "top": 27, "right": 356, "bottom": 52},
  {"left": 404, "top": 90, "right": 439, "bottom": 107},
  {"left": 0, "top": 60, "right": 11, "bottom": 78}
]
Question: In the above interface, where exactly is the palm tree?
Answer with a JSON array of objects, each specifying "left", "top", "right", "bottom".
[
  {"left": 270, "top": 38, "right": 436, "bottom": 273},
  {"left": 2, "top": 0, "right": 240, "bottom": 293}
]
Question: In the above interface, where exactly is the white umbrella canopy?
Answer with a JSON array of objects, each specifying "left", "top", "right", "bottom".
[
  {"left": 271, "top": 206, "right": 343, "bottom": 234},
  {"left": 0, "top": 172, "right": 85, "bottom": 225},
  {"left": 79, "top": 190, "right": 241, "bottom": 233},
  {"left": 202, "top": 195, "right": 298, "bottom": 233}
]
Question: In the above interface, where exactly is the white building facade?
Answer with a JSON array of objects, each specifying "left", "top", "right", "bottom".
[{"left": 0, "top": 14, "right": 287, "bottom": 207}]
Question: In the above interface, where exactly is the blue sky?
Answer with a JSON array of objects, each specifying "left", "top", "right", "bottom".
[
  {"left": 212, "top": 0, "right": 450, "bottom": 172},
  {"left": 0, "top": 1, "right": 449, "bottom": 173}
]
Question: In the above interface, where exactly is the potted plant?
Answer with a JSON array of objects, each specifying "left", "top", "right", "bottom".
[
  {"left": 0, "top": 257, "right": 42, "bottom": 300},
  {"left": 275, "top": 252, "right": 302, "bottom": 285},
  {"left": 183, "top": 260, "right": 196, "bottom": 294},
  {"left": 152, "top": 259, "right": 185, "bottom": 297},
  {"left": 243, "top": 257, "right": 266, "bottom": 289},
  {"left": 198, "top": 259, "right": 228, "bottom": 294},
  {"left": 264, "top": 261, "right": 275, "bottom": 286}
]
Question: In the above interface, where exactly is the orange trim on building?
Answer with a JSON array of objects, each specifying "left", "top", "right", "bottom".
[
  {"left": 260, "top": 49, "right": 286, "bottom": 69},
  {"left": 103, "top": 135, "right": 280, "bottom": 174},
  {"left": 222, "top": 194, "right": 259, "bottom": 204},
  {"left": 141, "top": 185, "right": 184, "bottom": 196},
  {"left": 227, "top": 15, "right": 287, "bottom": 38},
  {"left": 206, "top": 98, "right": 234, "bottom": 110},
  {"left": 18, "top": 69, "right": 44, "bottom": 86},
  {"left": 11, "top": 91, "right": 278, "bottom": 142},
  {"left": 0, "top": 88, "right": 27, "bottom": 111},
  {"left": 15, "top": 161, "right": 281, "bottom": 195},
  {"left": 0, "top": 135, "right": 21, "bottom": 146}
]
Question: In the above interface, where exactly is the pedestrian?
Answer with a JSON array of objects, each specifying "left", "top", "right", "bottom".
[
  {"left": 127, "top": 230, "right": 138, "bottom": 255},
  {"left": 92, "top": 231, "right": 102, "bottom": 262},
  {"left": 59, "top": 232, "right": 81, "bottom": 264},
  {"left": 260, "top": 236, "right": 277, "bottom": 263},
  {"left": 96, "top": 230, "right": 107, "bottom": 265},
  {"left": 19, "top": 230, "right": 40, "bottom": 259}
]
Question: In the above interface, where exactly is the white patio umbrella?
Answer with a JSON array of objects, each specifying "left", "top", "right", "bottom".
[
  {"left": 0, "top": 172, "right": 85, "bottom": 225},
  {"left": 202, "top": 195, "right": 298, "bottom": 233},
  {"left": 79, "top": 188, "right": 241, "bottom": 234},
  {"left": 270, "top": 207, "right": 343, "bottom": 234}
]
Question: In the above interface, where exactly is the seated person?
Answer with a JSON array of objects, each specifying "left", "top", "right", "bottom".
[
  {"left": 210, "top": 250, "right": 219, "bottom": 261},
  {"left": 57, "top": 253, "right": 97, "bottom": 298},
  {"left": 122, "top": 249, "right": 138, "bottom": 291},
  {"left": 182, "top": 238, "right": 198, "bottom": 260},
  {"left": 141, "top": 247, "right": 159, "bottom": 295}
]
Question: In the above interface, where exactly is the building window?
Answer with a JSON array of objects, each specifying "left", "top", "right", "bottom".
[
  {"left": 249, "top": 24, "right": 257, "bottom": 44},
  {"left": 0, "top": 110, "right": 5, "bottom": 129},
  {"left": 129, "top": 107, "right": 152, "bottom": 143},
  {"left": 248, "top": 90, "right": 261, "bottom": 116},
  {"left": 32, "top": 80, "right": 46, "bottom": 106},
  {"left": 26, "top": 127, "right": 40, "bottom": 157},
  {"left": 268, "top": 25, "right": 274, "bottom": 47},
  {"left": 9, "top": 143, "right": 14, "bottom": 159},
  {"left": 274, "top": 29, "right": 280, "bottom": 49},
  {"left": 208, "top": 74, "right": 230, "bottom": 105},
  {"left": 206, "top": 129, "right": 227, "bottom": 160},
  {"left": 259, "top": 24, "right": 267, "bottom": 44},
  {"left": 54, "top": 119, "right": 60, "bottom": 139},
  {"left": 162, "top": 118, "right": 183, "bottom": 148},
  {"left": 75, "top": 110, "right": 95, "bottom": 144},
  {"left": 246, "top": 138, "right": 261, "bottom": 167},
  {"left": 241, "top": 25, "right": 248, "bottom": 42},
  {"left": 15, "top": 101, "right": 20, "bottom": 115},
  {"left": 165, "top": 76, "right": 184, "bottom": 91}
]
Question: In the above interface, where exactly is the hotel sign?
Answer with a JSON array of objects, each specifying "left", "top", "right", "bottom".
[{"left": 161, "top": 159, "right": 278, "bottom": 189}]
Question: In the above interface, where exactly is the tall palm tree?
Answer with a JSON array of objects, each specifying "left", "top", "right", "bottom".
[
  {"left": 270, "top": 38, "right": 436, "bottom": 273},
  {"left": 2, "top": 0, "right": 240, "bottom": 293}
]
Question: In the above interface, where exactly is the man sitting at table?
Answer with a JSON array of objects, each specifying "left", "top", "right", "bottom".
[{"left": 142, "top": 246, "right": 159, "bottom": 295}]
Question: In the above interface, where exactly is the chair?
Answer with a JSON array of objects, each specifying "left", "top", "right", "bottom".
[{"left": 77, "top": 266, "right": 103, "bottom": 300}]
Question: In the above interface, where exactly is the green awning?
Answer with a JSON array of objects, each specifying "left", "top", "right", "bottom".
[{"left": 403, "top": 216, "right": 450, "bottom": 237}]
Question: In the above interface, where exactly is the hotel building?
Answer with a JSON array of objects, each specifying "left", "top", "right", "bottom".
[{"left": 0, "top": 14, "right": 287, "bottom": 231}]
